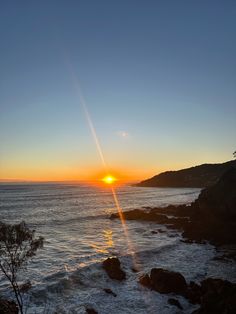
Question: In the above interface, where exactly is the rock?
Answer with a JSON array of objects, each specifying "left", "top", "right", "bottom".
[
  {"left": 102, "top": 257, "right": 126, "bottom": 281},
  {"left": 185, "top": 281, "right": 202, "bottom": 304},
  {"left": 109, "top": 213, "right": 117, "bottom": 220},
  {"left": 195, "top": 168, "right": 236, "bottom": 220},
  {"left": 103, "top": 288, "right": 117, "bottom": 297},
  {"left": 151, "top": 230, "right": 158, "bottom": 234},
  {"left": 168, "top": 298, "right": 183, "bottom": 310},
  {"left": 192, "top": 278, "right": 236, "bottom": 314},
  {"left": 0, "top": 299, "right": 18, "bottom": 313},
  {"left": 138, "top": 274, "right": 152, "bottom": 288},
  {"left": 110, "top": 208, "right": 166, "bottom": 222},
  {"left": 183, "top": 168, "right": 236, "bottom": 245},
  {"left": 137, "top": 267, "right": 236, "bottom": 314},
  {"left": 86, "top": 309, "right": 98, "bottom": 314},
  {"left": 117, "top": 168, "right": 236, "bottom": 246},
  {"left": 138, "top": 268, "right": 187, "bottom": 295},
  {"left": 150, "top": 268, "right": 187, "bottom": 294}
]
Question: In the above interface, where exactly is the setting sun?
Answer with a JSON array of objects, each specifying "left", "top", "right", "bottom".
[{"left": 102, "top": 175, "right": 117, "bottom": 184}]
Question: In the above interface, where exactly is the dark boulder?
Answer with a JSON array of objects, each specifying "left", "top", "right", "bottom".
[
  {"left": 103, "top": 288, "right": 117, "bottom": 297},
  {"left": 86, "top": 309, "right": 98, "bottom": 314},
  {"left": 194, "top": 168, "right": 236, "bottom": 221},
  {"left": 0, "top": 299, "right": 18, "bottom": 314},
  {"left": 185, "top": 281, "right": 202, "bottom": 304},
  {"left": 138, "top": 268, "right": 187, "bottom": 295},
  {"left": 109, "top": 213, "right": 117, "bottom": 219},
  {"left": 192, "top": 278, "right": 236, "bottom": 314},
  {"left": 183, "top": 168, "right": 236, "bottom": 245},
  {"left": 102, "top": 257, "right": 126, "bottom": 281},
  {"left": 151, "top": 230, "right": 158, "bottom": 234},
  {"left": 138, "top": 274, "right": 152, "bottom": 288},
  {"left": 150, "top": 268, "right": 187, "bottom": 294},
  {"left": 138, "top": 267, "right": 236, "bottom": 314}
]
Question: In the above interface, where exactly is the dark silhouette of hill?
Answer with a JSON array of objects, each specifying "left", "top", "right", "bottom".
[
  {"left": 136, "top": 160, "right": 236, "bottom": 188},
  {"left": 112, "top": 167, "right": 236, "bottom": 245}
]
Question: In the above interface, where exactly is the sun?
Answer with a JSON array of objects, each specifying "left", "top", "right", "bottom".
[{"left": 102, "top": 175, "right": 117, "bottom": 184}]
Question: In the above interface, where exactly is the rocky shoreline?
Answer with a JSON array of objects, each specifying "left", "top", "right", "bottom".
[
  {"left": 106, "top": 169, "right": 236, "bottom": 313},
  {"left": 138, "top": 267, "right": 236, "bottom": 313},
  {"left": 1, "top": 170, "right": 235, "bottom": 313},
  {"left": 111, "top": 168, "right": 236, "bottom": 247},
  {"left": 101, "top": 256, "right": 236, "bottom": 314}
]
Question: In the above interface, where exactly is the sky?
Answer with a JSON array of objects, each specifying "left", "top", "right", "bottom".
[{"left": 0, "top": 0, "right": 236, "bottom": 181}]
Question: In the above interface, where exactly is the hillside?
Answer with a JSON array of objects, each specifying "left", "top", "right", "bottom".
[
  {"left": 113, "top": 168, "right": 236, "bottom": 245},
  {"left": 136, "top": 160, "right": 236, "bottom": 188}
]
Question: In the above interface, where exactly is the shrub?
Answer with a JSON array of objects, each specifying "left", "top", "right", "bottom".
[{"left": 0, "top": 221, "right": 44, "bottom": 313}]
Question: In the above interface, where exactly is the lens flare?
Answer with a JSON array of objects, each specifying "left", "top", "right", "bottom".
[
  {"left": 66, "top": 57, "right": 140, "bottom": 270},
  {"left": 102, "top": 175, "right": 116, "bottom": 184}
]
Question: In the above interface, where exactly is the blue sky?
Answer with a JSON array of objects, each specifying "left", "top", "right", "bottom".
[{"left": 0, "top": 1, "right": 236, "bottom": 180}]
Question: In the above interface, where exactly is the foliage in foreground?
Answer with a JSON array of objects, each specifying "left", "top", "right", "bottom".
[{"left": 0, "top": 221, "right": 44, "bottom": 314}]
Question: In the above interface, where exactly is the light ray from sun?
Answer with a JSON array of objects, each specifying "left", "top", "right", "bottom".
[
  {"left": 81, "top": 100, "right": 107, "bottom": 169},
  {"left": 66, "top": 57, "right": 139, "bottom": 269},
  {"left": 65, "top": 57, "right": 107, "bottom": 170},
  {"left": 110, "top": 186, "right": 140, "bottom": 270}
]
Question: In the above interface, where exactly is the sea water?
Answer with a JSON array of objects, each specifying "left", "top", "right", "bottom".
[{"left": 0, "top": 183, "right": 235, "bottom": 313}]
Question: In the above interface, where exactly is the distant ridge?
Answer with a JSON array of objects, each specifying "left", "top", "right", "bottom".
[{"left": 136, "top": 160, "right": 236, "bottom": 188}]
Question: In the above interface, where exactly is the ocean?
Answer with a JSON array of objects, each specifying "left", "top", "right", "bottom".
[{"left": 0, "top": 183, "right": 235, "bottom": 313}]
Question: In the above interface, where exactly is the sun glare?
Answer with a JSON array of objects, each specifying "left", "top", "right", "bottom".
[{"left": 102, "top": 175, "right": 117, "bottom": 184}]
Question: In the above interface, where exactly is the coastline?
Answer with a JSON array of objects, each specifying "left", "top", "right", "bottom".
[
  {"left": 106, "top": 169, "right": 236, "bottom": 313},
  {"left": 113, "top": 168, "right": 236, "bottom": 248},
  {"left": 1, "top": 171, "right": 235, "bottom": 313}
]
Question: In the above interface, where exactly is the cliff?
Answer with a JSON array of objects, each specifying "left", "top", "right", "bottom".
[
  {"left": 113, "top": 167, "right": 236, "bottom": 245},
  {"left": 136, "top": 160, "right": 236, "bottom": 188}
]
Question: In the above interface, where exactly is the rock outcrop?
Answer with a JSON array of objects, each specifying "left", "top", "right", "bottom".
[
  {"left": 150, "top": 268, "right": 187, "bottom": 294},
  {"left": 194, "top": 168, "right": 236, "bottom": 220},
  {"left": 139, "top": 268, "right": 187, "bottom": 294},
  {"left": 112, "top": 168, "right": 236, "bottom": 245},
  {"left": 138, "top": 273, "right": 152, "bottom": 288},
  {"left": 86, "top": 308, "right": 98, "bottom": 314},
  {"left": 183, "top": 168, "right": 236, "bottom": 245},
  {"left": 192, "top": 278, "right": 236, "bottom": 314},
  {"left": 139, "top": 268, "right": 236, "bottom": 313},
  {"left": 102, "top": 257, "right": 126, "bottom": 281}
]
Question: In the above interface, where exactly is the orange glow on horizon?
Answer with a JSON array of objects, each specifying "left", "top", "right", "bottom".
[{"left": 0, "top": 163, "right": 164, "bottom": 183}]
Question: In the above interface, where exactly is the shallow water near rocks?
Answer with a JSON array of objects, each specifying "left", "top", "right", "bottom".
[{"left": 0, "top": 183, "right": 235, "bottom": 313}]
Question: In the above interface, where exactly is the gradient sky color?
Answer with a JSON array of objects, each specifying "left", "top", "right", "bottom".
[{"left": 0, "top": 1, "right": 236, "bottom": 181}]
